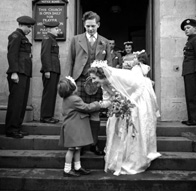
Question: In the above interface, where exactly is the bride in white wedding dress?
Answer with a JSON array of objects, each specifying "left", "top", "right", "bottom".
[{"left": 88, "top": 56, "right": 161, "bottom": 176}]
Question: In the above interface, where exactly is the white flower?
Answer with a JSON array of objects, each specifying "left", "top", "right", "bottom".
[
  {"left": 91, "top": 60, "right": 108, "bottom": 68},
  {"left": 133, "top": 49, "right": 146, "bottom": 56},
  {"left": 65, "top": 76, "right": 76, "bottom": 86}
]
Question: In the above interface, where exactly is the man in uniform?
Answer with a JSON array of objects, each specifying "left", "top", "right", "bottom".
[
  {"left": 181, "top": 19, "right": 196, "bottom": 126},
  {"left": 109, "top": 39, "right": 123, "bottom": 68},
  {"left": 40, "top": 21, "right": 60, "bottom": 124},
  {"left": 5, "top": 16, "right": 36, "bottom": 138},
  {"left": 64, "top": 11, "right": 112, "bottom": 155}
]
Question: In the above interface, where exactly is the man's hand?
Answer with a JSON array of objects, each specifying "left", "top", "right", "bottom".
[
  {"left": 11, "top": 73, "right": 19, "bottom": 83},
  {"left": 45, "top": 72, "right": 50, "bottom": 79}
]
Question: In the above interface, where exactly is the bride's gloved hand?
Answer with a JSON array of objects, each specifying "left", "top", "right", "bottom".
[{"left": 99, "top": 100, "right": 111, "bottom": 108}]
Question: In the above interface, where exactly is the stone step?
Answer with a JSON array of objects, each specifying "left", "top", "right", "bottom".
[
  {"left": 0, "top": 168, "right": 195, "bottom": 191},
  {"left": 1, "top": 121, "right": 196, "bottom": 137},
  {"left": 0, "top": 135, "right": 194, "bottom": 152},
  {"left": 156, "top": 121, "right": 196, "bottom": 136},
  {"left": 0, "top": 151, "right": 196, "bottom": 171}
]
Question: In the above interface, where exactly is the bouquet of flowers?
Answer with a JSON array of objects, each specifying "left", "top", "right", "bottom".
[
  {"left": 107, "top": 92, "right": 134, "bottom": 118},
  {"left": 107, "top": 92, "right": 137, "bottom": 138}
]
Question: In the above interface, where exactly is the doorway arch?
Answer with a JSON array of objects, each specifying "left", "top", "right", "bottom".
[{"left": 76, "top": 0, "right": 154, "bottom": 78}]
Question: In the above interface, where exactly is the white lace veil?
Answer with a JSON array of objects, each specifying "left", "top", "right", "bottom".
[{"left": 101, "top": 64, "right": 145, "bottom": 104}]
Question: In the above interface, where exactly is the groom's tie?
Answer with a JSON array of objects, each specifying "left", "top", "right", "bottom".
[{"left": 89, "top": 35, "right": 95, "bottom": 46}]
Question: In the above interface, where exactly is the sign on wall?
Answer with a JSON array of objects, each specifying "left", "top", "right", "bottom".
[{"left": 33, "top": 0, "right": 68, "bottom": 41}]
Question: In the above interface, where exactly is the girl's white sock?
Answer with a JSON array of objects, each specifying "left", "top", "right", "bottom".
[
  {"left": 74, "top": 161, "right": 81, "bottom": 170},
  {"left": 64, "top": 163, "right": 71, "bottom": 173}
]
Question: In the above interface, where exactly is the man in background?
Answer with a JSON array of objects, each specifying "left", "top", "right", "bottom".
[{"left": 109, "top": 39, "right": 123, "bottom": 68}]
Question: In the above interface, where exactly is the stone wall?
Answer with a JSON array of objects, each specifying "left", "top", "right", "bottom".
[
  {"left": 0, "top": 0, "right": 33, "bottom": 105},
  {"left": 0, "top": 0, "right": 35, "bottom": 122},
  {"left": 154, "top": 0, "right": 196, "bottom": 121},
  {"left": 0, "top": 0, "right": 75, "bottom": 121}
]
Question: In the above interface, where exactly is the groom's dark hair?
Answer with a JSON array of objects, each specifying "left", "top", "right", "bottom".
[
  {"left": 82, "top": 11, "right": 100, "bottom": 23},
  {"left": 88, "top": 67, "right": 106, "bottom": 79}
]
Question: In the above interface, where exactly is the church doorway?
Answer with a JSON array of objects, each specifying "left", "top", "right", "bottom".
[{"left": 76, "top": 0, "right": 153, "bottom": 78}]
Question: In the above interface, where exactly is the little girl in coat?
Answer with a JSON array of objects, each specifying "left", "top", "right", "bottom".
[{"left": 58, "top": 76, "right": 101, "bottom": 177}]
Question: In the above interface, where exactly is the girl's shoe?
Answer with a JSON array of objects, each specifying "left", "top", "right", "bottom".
[
  {"left": 63, "top": 169, "right": 80, "bottom": 177},
  {"left": 75, "top": 167, "right": 91, "bottom": 175}
]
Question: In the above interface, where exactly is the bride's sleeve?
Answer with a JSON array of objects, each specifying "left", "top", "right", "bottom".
[{"left": 100, "top": 89, "right": 112, "bottom": 108}]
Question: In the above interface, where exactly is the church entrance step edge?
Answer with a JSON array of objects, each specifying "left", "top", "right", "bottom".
[
  {"left": 0, "top": 151, "right": 196, "bottom": 171},
  {"left": 0, "top": 121, "right": 196, "bottom": 137},
  {"left": 0, "top": 135, "right": 195, "bottom": 152},
  {"left": 0, "top": 168, "right": 196, "bottom": 191}
]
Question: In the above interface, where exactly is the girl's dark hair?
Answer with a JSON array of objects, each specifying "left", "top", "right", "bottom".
[
  {"left": 138, "top": 52, "right": 149, "bottom": 65},
  {"left": 82, "top": 11, "right": 100, "bottom": 23},
  {"left": 58, "top": 78, "right": 76, "bottom": 99},
  {"left": 124, "top": 41, "right": 134, "bottom": 53},
  {"left": 88, "top": 67, "right": 106, "bottom": 79}
]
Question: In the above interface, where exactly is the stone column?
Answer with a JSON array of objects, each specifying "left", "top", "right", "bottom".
[{"left": 154, "top": 0, "right": 196, "bottom": 121}]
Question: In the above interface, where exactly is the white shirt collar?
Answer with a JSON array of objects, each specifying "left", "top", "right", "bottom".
[{"left": 86, "top": 32, "right": 98, "bottom": 40}]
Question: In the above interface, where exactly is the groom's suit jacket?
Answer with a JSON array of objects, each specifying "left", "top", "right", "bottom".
[{"left": 64, "top": 33, "right": 112, "bottom": 80}]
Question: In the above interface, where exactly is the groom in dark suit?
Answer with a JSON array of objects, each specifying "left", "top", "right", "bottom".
[{"left": 65, "top": 11, "right": 112, "bottom": 155}]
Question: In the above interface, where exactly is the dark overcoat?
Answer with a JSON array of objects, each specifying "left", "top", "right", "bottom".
[
  {"left": 40, "top": 33, "right": 60, "bottom": 74},
  {"left": 6, "top": 28, "right": 32, "bottom": 131},
  {"left": 7, "top": 28, "right": 32, "bottom": 77},
  {"left": 59, "top": 94, "right": 101, "bottom": 147},
  {"left": 182, "top": 34, "right": 196, "bottom": 121}
]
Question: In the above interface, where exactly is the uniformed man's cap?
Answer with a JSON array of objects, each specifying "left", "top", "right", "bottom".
[
  {"left": 43, "top": 21, "right": 60, "bottom": 28},
  {"left": 181, "top": 19, "right": 196, "bottom": 30},
  {"left": 17, "top": 16, "right": 36, "bottom": 25}
]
